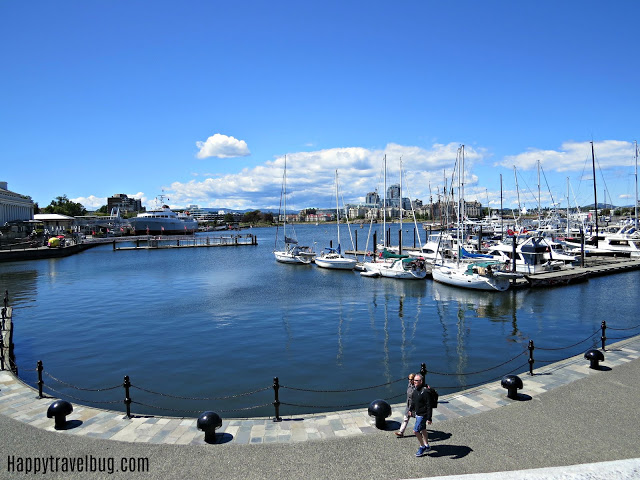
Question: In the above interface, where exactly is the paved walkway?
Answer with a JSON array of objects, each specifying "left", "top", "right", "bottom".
[
  {"left": 2, "top": 306, "right": 640, "bottom": 479},
  {"left": 1, "top": 335, "right": 638, "bottom": 445}
]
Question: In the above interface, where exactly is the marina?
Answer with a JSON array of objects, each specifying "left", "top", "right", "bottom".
[{"left": 1, "top": 223, "right": 639, "bottom": 419}]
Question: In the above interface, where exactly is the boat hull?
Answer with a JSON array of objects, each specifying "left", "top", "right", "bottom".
[
  {"left": 315, "top": 255, "right": 357, "bottom": 270},
  {"left": 432, "top": 265, "right": 510, "bottom": 291}
]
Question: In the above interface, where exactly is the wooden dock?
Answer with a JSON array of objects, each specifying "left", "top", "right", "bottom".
[
  {"left": 113, "top": 234, "right": 258, "bottom": 251},
  {"left": 524, "top": 257, "right": 640, "bottom": 287}
]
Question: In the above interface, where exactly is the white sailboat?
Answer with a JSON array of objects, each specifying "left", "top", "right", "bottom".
[
  {"left": 431, "top": 145, "right": 517, "bottom": 291},
  {"left": 361, "top": 155, "right": 428, "bottom": 280},
  {"left": 315, "top": 171, "right": 357, "bottom": 270},
  {"left": 274, "top": 156, "right": 316, "bottom": 264}
]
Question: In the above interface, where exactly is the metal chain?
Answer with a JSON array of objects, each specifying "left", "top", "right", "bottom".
[
  {"left": 434, "top": 361, "right": 530, "bottom": 390},
  {"left": 536, "top": 329, "right": 600, "bottom": 351},
  {"left": 428, "top": 349, "right": 528, "bottom": 376},
  {"left": 130, "top": 384, "right": 271, "bottom": 400},
  {"left": 130, "top": 400, "right": 272, "bottom": 414},
  {"left": 281, "top": 377, "right": 404, "bottom": 393},
  {"left": 43, "top": 371, "right": 121, "bottom": 391},
  {"left": 41, "top": 385, "right": 122, "bottom": 405},
  {"left": 608, "top": 324, "right": 640, "bottom": 331}
]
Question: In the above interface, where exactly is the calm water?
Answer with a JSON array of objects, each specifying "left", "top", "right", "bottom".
[{"left": 1, "top": 223, "right": 638, "bottom": 418}]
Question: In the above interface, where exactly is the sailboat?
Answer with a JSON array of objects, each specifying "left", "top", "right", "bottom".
[
  {"left": 361, "top": 155, "right": 428, "bottom": 280},
  {"left": 431, "top": 145, "right": 518, "bottom": 291},
  {"left": 315, "top": 171, "right": 357, "bottom": 270},
  {"left": 273, "top": 156, "right": 316, "bottom": 264}
]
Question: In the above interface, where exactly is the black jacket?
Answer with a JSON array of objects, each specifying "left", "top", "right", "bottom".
[{"left": 410, "top": 385, "right": 433, "bottom": 421}]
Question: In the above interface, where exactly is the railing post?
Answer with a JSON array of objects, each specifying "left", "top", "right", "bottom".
[
  {"left": 37, "top": 360, "right": 44, "bottom": 398},
  {"left": 1, "top": 306, "right": 5, "bottom": 330},
  {"left": 0, "top": 334, "right": 5, "bottom": 371},
  {"left": 601, "top": 321, "right": 607, "bottom": 351},
  {"left": 528, "top": 340, "right": 535, "bottom": 375},
  {"left": 123, "top": 375, "right": 132, "bottom": 418},
  {"left": 420, "top": 362, "right": 427, "bottom": 378},
  {"left": 272, "top": 376, "right": 282, "bottom": 422},
  {"left": 3, "top": 290, "right": 8, "bottom": 309}
]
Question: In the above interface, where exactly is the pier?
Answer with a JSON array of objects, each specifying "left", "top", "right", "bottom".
[{"left": 112, "top": 233, "right": 258, "bottom": 251}]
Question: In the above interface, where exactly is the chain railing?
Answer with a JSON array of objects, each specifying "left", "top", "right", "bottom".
[{"left": 3, "top": 288, "right": 640, "bottom": 422}]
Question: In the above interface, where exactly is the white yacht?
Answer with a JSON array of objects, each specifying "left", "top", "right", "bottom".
[{"left": 128, "top": 204, "right": 198, "bottom": 235}]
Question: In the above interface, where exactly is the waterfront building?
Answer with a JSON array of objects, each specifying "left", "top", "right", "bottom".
[
  {"left": 365, "top": 191, "right": 380, "bottom": 206},
  {"left": 107, "top": 194, "right": 142, "bottom": 215},
  {"left": 0, "top": 181, "right": 34, "bottom": 225},
  {"left": 33, "top": 213, "right": 75, "bottom": 235}
]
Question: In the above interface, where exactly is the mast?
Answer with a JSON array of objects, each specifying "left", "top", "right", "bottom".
[
  {"left": 566, "top": 177, "right": 570, "bottom": 237},
  {"left": 284, "top": 155, "right": 287, "bottom": 242},
  {"left": 500, "top": 174, "right": 503, "bottom": 238},
  {"left": 635, "top": 140, "right": 638, "bottom": 230},
  {"left": 383, "top": 154, "right": 387, "bottom": 248},
  {"left": 537, "top": 159, "right": 541, "bottom": 230},
  {"left": 399, "top": 156, "right": 403, "bottom": 227},
  {"left": 591, "top": 141, "right": 598, "bottom": 248},
  {"left": 335, "top": 170, "right": 340, "bottom": 251}
]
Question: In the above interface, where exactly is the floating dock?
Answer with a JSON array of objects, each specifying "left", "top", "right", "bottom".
[{"left": 113, "top": 233, "right": 258, "bottom": 251}]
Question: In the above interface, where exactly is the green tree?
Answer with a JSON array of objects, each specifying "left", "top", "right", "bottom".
[
  {"left": 43, "top": 195, "right": 87, "bottom": 217},
  {"left": 242, "top": 210, "right": 262, "bottom": 224},
  {"left": 261, "top": 212, "right": 274, "bottom": 223},
  {"left": 223, "top": 213, "right": 235, "bottom": 223},
  {"left": 96, "top": 205, "right": 108, "bottom": 215}
]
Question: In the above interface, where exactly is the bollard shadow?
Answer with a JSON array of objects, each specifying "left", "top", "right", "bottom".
[
  {"left": 506, "top": 393, "right": 532, "bottom": 401},
  {"left": 426, "top": 444, "right": 473, "bottom": 460},
  {"left": 59, "top": 419, "right": 83, "bottom": 430},
  {"left": 383, "top": 420, "right": 401, "bottom": 431},
  {"left": 206, "top": 432, "right": 233, "bottom": 445},
  {"left": 591, "top": 365, "right": 612, "bottom": 371}
]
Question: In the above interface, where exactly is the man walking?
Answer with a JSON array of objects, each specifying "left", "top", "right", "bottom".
[{"left": 410, "top": 373, "right": 432, "bottom": 457}]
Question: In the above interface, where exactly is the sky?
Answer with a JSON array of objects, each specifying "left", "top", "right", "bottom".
[{"left": 2, "top": 1, "right": 639, "bottom": 214}]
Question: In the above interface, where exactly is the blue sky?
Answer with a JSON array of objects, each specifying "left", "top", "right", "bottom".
[{"left": 2, "top": 1, "right": 639, "bottom": 213}]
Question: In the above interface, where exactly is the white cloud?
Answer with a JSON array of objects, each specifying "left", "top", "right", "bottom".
[
  {"left": 168, "top": 143, "right": 477, "bottom": 210},
  {"left": 71, "top": 195, "right": 106, "bottom": 209},
  {"left": 499, "top": 140, "right": 635, "bottom": 172},
  {"left": 195, "top": 134, "right": 250, "bottom": 159}
]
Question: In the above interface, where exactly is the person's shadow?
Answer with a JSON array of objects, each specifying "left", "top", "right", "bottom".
[{"left": 426, "top": 429, "right": 472, "bottom": 459}]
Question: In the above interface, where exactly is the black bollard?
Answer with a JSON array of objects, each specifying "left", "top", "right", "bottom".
[
  {"left": 501, "top": 375, "right": 523, "bottom": 400},
  {"left": 528, "top": 340, "right": 535, "bottom": 375},
  {"left": 420, "top": 363, "right": 427, "bottom": 378},
  {"left": 584, "top": 349, "right": 605, "bottom": 370},
  {"left": 368, "top": 399, "right": 391, "bottom": 429},
  {"left": 197, "top": 411, "right": 222, "bottom": 443},
  {"left": 601, "top": 321, "right": 607, "bottom": 351},
  {"left": 1, "top": 307, "right": 5, "bottom": 330},
  {"left": 47, "top": 400, "right": 73, "bottom": 429},
  {"left": 37, "top": 360, "right": 44, "bottom": 398},
  {"left": 273, "top": 377, "right": 282, "bottom": 422},
  {"left": 123, "top": 375, "right": 132, "bottom": 418}
]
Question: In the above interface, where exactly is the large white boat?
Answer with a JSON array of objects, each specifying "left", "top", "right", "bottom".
[
  {"left": 128, "top": 204, "right": 198, "bottom": 235},
  {"left": 431, "top": 260, "right": 517, "bottom": 291},
  {"left": 486, "top": 236, "right": 576, "bottom": 274}
]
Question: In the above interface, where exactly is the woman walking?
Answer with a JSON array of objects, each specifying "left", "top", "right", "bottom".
[{"left": 395, "top": 373, "right": 416, "bottom": 437}]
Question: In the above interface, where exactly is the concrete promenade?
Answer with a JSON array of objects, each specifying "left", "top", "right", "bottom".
[{"left": 1, "top": 315, "right": 640, "bottom": 478}]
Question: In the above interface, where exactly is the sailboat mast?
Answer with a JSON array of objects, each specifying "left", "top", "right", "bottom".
[
  {"left": 335, "top": 170, "right": 340, "bottom": 248},
  {"left": 383, "top": 154, "right": 387, "bottom": 247},
  {"left": 567, "top": 177, "right": 570, "bottom": 237},
  {"left": 537, "top": 159, "right": 541, "bottom": 229},
  {"left": 591, "top": 141, "right": 599, "bottom": 248},
  {"left": 399, "top": 156, "right": 403, "bottom": 226},
  {"left": 635, "top": 140, "right": 638, "bottom": 230},
  {"left": 500, "top": 173, "right": 503, "bottom": 238},
  {"left": 284, "top": 155, "right": 287, "bottom": 240}
]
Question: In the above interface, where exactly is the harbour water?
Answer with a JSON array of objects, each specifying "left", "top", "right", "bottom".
[{"left": 1, "top": 223, "right": 639, "bottom": 418}]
